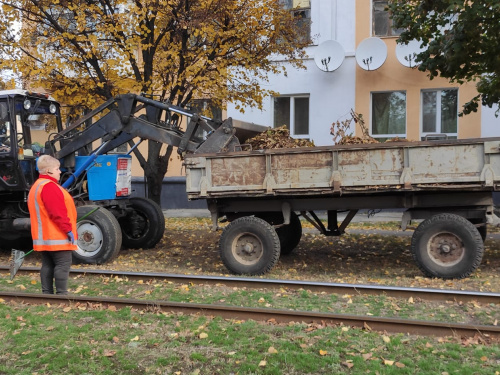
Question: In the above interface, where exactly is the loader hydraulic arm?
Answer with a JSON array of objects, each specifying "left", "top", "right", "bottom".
[{"left": 48, "top": 93, "right": 241, "bottom": 160}]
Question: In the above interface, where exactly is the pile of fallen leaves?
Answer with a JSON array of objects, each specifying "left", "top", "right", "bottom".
[
  {"left": 385, "top": 137, "right": 412, "bottom": 143},
  {"left": 336, "top": 135, "right": 379, "bottom": 145},
  {"left": 246, "top": 125, "right": 315, "bottom": 150}
]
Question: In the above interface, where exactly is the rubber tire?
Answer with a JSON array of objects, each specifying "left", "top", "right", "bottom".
[
  {"left": 261, "top": 212, "right": 302, "bottom": 255},
  {"left": 411, "top": 213, "right": 484, "bottom": 279},
  {"left": 468, "top": 219, "right": 487, "bottom": 242},
  {"left": 0, "top": 237, "right": 33, "bottom": 251},
  {"left": 73, "top": 205, "right": 122, "bottom": 265},
  {"left": 477, "top": 225, "right": 487, "bottom": 242},
  {"left": 219, "top": 216, "right": 281, "bottom": 275},
  {"left": 119, "top": 197, "right": 165, "bottom": 249}
]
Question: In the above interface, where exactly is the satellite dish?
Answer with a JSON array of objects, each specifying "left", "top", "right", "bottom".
[
  {"left": 355, "top": 37, "right": 387, "bottom": 71},
  {"left": 396, "top": 39, "right": 425, "bottom": 68},
  {"left": 314, "top": 40, "right": 345, "bottom": 72}
]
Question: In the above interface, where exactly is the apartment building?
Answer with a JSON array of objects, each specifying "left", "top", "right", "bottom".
[{"left": 226, "top": 0, "right": 500, "bottom": 144}]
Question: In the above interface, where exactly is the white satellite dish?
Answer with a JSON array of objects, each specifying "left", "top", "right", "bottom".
[
  {"left": 314, "top": 40, "right": 345, "bottom": 72},
  {"left": 396, "top": 39, "right": 425, "bottom": 68},
  {"left": 355, "top": 37, "right": 387, "bottom": 71}
]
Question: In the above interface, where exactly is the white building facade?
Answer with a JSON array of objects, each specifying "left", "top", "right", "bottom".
[{"left": 227, "top": 0, "right": 500, "bottom": 145}]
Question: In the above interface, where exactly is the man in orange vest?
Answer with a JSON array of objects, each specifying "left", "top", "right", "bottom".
[{"left": 28, "top": 155, "right": 78, "bottom": 295}]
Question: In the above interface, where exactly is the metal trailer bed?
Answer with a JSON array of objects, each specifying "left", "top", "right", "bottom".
[{"left": 184, "top": 137, "right": 500, "bottom": 278}]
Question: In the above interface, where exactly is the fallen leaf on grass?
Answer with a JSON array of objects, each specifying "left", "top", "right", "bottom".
[
  {"left": 362, "top": 353, "right": 373, "bottom": 360},
  {"left": 319, "top": 350, "right": 328, "bottom": 356},
  {"left": 342, "top": 361, "right": 354, "bottom": 368},
  {"left": 382, "top": 335, "right": 390, "bottom": 343},
  {"left": 199, "top": 332, "right": 208, "bottom": 339},
  {"left": 130, "top": 336, "right": 139, "bottom": 341},
  {"left": 395, "top": 362, "right": 405, "bottom": 368},
  {"left": 63, "top": 307, "right": 72, "bottom": 313},
  {"left": 384, "top": 359, "right": 394, "bottom": 366},
  {"left": 268, "top": 346, "right": 278, "bottom": 354},
  {"left": 259, "top": 360, "right": 266, "bottom": 367},
  {"left": 103, "top": 350, "right": 116, "bottom": 357}
]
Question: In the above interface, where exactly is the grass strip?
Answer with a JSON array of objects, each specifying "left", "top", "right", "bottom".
[
  {"left": 1, "top": 301, "right": 499, "bottom": 375},
  {"left": 2, "top": 273, "right": 498, "bottom": 327}
]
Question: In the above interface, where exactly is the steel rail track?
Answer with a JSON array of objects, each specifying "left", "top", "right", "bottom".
[
  {"left": 1, "top": 266, "right": 499, "bottom": 305},
  {"left": 1, "top": 291, "right": 498, "bottom": 340}
]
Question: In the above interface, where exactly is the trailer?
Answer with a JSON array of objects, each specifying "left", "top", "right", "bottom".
[{"left": 184, "top": 137, "right": 500, "bottom": 279}]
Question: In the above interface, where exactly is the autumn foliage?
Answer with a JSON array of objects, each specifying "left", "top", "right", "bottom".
[
  {"left": 0, "top": 0, "right": 310, "bottom": 203},
  {"left": 0, "top": 0, "right": 309, "bottom": 111}
]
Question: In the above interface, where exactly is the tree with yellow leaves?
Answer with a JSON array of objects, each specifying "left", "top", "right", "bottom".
[{"left": 0, "top": 0, "right": 309, "bottom": 204}]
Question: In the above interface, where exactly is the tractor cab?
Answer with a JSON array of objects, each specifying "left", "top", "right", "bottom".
[{"left": 0, "top": 89, "right": 63, "bottom": 192}]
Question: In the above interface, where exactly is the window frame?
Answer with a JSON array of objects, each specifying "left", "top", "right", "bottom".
[
  {"left": 370, "top": 90, "right": 407, "bottom": 141},
  {"left": 272, "top": 94, "right": 310, "bottom": 139},
  {"left": 372, "top": 0, "right": 403, "bottom": 37},
  {"left": 280, "top": 0, "right": 311, "bottom": 44},
  {"left": 420, "top": 88, "right": 459, "bottom": 140}
]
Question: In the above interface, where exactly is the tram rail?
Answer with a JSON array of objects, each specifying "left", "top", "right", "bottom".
[
  {"left": 2, "top": 266, "right": 499, "bottom": 305},
  {"left": 1, "top": 291, "right": 499, "bottom": 340}
]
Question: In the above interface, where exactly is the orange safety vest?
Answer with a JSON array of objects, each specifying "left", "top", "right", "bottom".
[{"left": 28, "top": 178, "right": 78, "bottom": 251}]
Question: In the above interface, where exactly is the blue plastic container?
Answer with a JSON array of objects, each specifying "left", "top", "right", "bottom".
[{"left": 75, "top": 154, "right": 132, "bottom": 201}]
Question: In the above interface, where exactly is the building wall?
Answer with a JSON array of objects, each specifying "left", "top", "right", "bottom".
[
  {"left": 481, "top": 105, "right": 500, "bottom": 137},
  {"left": 227, "top": 0, "right": 357, "bottom": 146},
  {"left": 354, "top": 0, "right": 481, "bottom": 141}
]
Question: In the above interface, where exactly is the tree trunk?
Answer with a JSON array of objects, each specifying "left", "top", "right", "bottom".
[{"left": 144, "top": 140, "right": 174, "bottom": 207}]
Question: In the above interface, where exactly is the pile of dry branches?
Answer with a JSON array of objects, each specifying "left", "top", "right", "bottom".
[{"left": 331, "top": 110, "right": 379, "bottom": 145}]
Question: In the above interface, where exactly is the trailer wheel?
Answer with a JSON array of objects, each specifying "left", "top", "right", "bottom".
[
  {"left": 477, "top": 225, "right": 487, "bottom": 242},
  {"left": 219, "top": 216, "right": 280, "bottom": 275},
  {"left": 119, "top": 197, "right": 165, "bottom": 249},
  {"left": 73, "top": 205, "right": 122, "bottom": 265},
  {"left": 256, "top": 212, "right": 302, "bottom": 255},
  {"left": 411, "top": 213, "right": 484, "bottom": 279}
]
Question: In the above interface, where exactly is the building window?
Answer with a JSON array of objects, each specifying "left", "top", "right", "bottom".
[
  {"left": 421, "top": 89, "right": 458, "bottom": 140},
  {"left": 273, "top": 95, "right": 309, "bottom": 137},
  {"left": 372, "top": 0, "right": 403, "bottom": 37},
  {"left": 281, "top": 0, "right": 311, "bottom": 43},
  {"left": 371, "top": 91, "right": 406, "bottom": 140}
]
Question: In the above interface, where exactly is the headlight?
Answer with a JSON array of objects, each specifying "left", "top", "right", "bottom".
[
  {"left": 23, "top": 99, "right": 31, "bottom": 110},
  {"left": 49, "top": 103, "right": 57, "bottom": 114}
]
